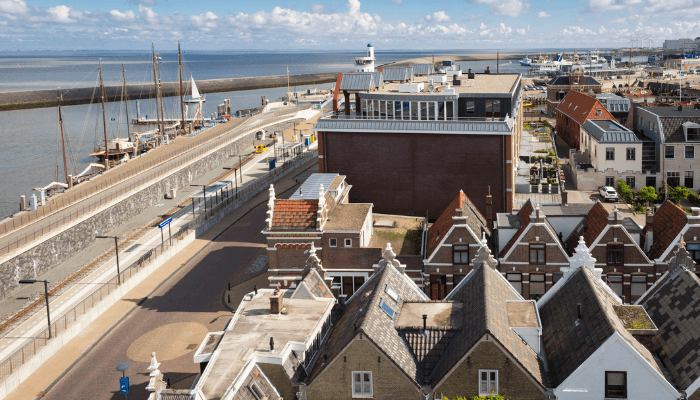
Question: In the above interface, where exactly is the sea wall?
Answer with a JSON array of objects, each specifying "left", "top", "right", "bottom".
[{"left": 0, "top": 119, "right": 301, "bottom": 301}]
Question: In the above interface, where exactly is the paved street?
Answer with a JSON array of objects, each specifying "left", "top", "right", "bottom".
[{"left": 6, "top": 157, "right": 317, "bottom": 400}]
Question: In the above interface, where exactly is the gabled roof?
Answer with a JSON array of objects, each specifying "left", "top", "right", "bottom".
[
  {"left": 339, "top": 73, "right": 374, "bottom": 91},
  {"left": 499, "top": 199, "right": 554, "bottom": 258},
  {"left": 291, "top": 269, "right": 334, "bottom": 300},
  {"left": 383, "top": 67, "right": 412, "bottom": 81},
  {"left": 638, "top": 246, "right": 700, "bottom": 391},
  {"left": 539, "top": 267, "right": 662, "bottom": 388},
  {"left": 547, "top": 75, "right": 602, "bottom": 87},
  {"left": 353, "top": 72, "right": 384, "bottom": 89},
  {"left": 432, "top": 263, "right": 546, "bottom": 388},
  {"left": 639, "top": 106, "right": 700, "bottom": 143},
  {"left": 411, "top": 63, "right": 435, "bottom": 75},
  {"left": 271, "top": 199, "right": 318, "bottom": 231},
  {"left": 427, "top": 190, "right": 490, "bottom": 257},
  {"left": 556, "top": 90, "right": 605, "bottom": 126},
  {"left": 565, "top": 202, "right": 609, "bottom": 255},
  {"left": 647, "top": 200, "right": 688, "bottom": 260}
]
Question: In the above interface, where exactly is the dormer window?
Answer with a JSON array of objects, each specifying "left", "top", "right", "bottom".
[{"left": 683, "top": 122, "right": 700, "bottom": 142}]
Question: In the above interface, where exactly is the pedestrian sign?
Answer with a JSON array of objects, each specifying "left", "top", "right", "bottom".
[{"left": 119, "top": 376, "right": 130, "bottom": 394}]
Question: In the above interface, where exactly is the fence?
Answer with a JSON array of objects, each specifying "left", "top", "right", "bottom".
[
  {"left": 0, "top": 107, "right": 310, "bottom": 256},
  {"left": 0, "top": 146, "right": 318, "bottom": 384}
]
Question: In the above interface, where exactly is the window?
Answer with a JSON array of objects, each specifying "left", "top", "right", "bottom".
[
  {"left": 665, "top": 146, "right": 675, "bottom": 159},
  {"left": 479, "top": 370, "right": 498, "bottom": 396},
  {"left": 344, "top": 238, "right": 352, "bottom": 247},
  {"left": 329, "top": 238, "right": 337, "bottom": 247},
  {"left": 605, "top": 371, "right": 627, "bottom": 398},
  {"left": 384, "top": 284, "right": 400, "bottom": 303},
  {"left": 688, "top": 243, "right": 700, "bottom": 263},
  {"left": 597, "top": 109, "right": 603, "bottom": 116},
  {"left": 626, "top": 176, "right": 635, "bottom": 189},
  {"left": 466, "top": 101, "right": 475, "bottom": 117},
  {"left": 606, "top": 148, "right": 615, "bottom": 161},
  {"left": 507, "top": 273, "right": 522, "bottom": 294},
  {"left": 485, "top": 99, "right": 501, "bottom": 118},
  {"left": 379, "top": 298, "right": 396, "bottom": 319},
  {"left": 606, "top": 176, "right": 615, "bottom": 187},
  {"left": 686, "top": 171, "right": 694, "bottom": 188},
  {"left": 352, "top": 372, "right": 372, "bottom": 397},
  {"left": 552, "top": 273, "right": 563, "bottom": 284},
  {"left": 530, "top": 243, "right": 545, "bottom": 264},
  {"left": 688, "top": 128, "right": 700, "bottom": 142},
  {"left": 337, "top": 276, "right": 365, "bottom": 296},
  {"left": 686, "top": 146, "right": 695, "bottom": 159},
  {"left": 626, "top": 147, "right": 635, "bottom": 160},
  {"left": 249, "top": 382, "right": 264, "bottom": 400},
  {"left": 631, "top": 275, "right": 647, "bottom": 303},
  {"left": 607, "top": 244, "right": 624, "bottom": 265},
  {"left": 530, "top": 274, "right": 545, "bottom": 298},
  {"left": 607, "top": 275, "right": 623, "bottom": 296},
  {"left": 667, "top": 171, "right": 681, "bottom": 187},
  {"left": 453, "top": 244, "right": 470, "bottom": 264},
  {"left": 646, "top": 177, "right": 656, "bottom": 188}
]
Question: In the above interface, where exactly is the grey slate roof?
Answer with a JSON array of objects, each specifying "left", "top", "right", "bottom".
[
  {"left": 339, "top": 73, "right": 374, "bottom": 91},
  {"left": 412, "top": 63, "right": 435, "bottom": 75},
  {"left": 353, "top": 72, "right": 383, "bottom": 89},
  {"left": 596, "top": 93, "right": 630, "bottom": 113},
  {"left": 383, "top": 67, "right": 412, "bottom": 81},
  {"left": 400, "top": 329, "right": 457, "bottom": 378},
  {"left": 291, "top": 269, "right": 334, "bottom": 300},
  {"left": 547, "top": 75, "right": 602, "bottom": 86},
  {"left": 638, "top": 260, "right": 700, "bottom": 391},
  {"left": 313, "top": 119, "right": 513, "bottom": 134},
  {"left": 640, "top": 107, "right": 700, "bottom": 143},
  {"left": 583, "top": 119, "right": 640, "bottom": 143}
]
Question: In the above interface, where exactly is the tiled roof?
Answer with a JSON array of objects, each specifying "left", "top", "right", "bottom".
[
  {"left": 556, "top": 90, "right": 606, "bottom": 126},
  {"left": 399, "top": 329, "right": 457, "bottom": 378},
  {"left": 539, "top": 267, "right": 662, "bottom": 388},
  {"left": 432, "top": 264, "right": 546, "bottom": 388},
  {"left": 292, "top": 269, "right": 333, "bottom": 299},
  {"left": 647, "top": 200, "right": 688, "bottom": 260},
  {"left": 498, "top": 199, "right": 534, "bottom": 258},
  {"left": 307, "top": 262, "right": 428, "bottom": 386},
  {"left": 548, "top": 75, "right": 602, "bottom": 87},
  {"left": 639, "top": 263, "right": 700, "bottom": 390},
  {"left": 271, "top": 199, "right": 318, "bottom": 231},
  {"left": 427, "top": 190, "right": 491, "bottom": 257},
  {"left": 659, "top": 113, "right": 700, "bottom": 143},
  {"left": 565, "top": 202, "right": 609, "bottom": 255}
]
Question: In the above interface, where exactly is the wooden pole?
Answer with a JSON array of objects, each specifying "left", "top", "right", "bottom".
[
  {"left": 99, "top": 60, "right": 110, "bottom": 170},
  {"left": 122, "top": 65, "right": 131, "bottom": 139},
  {"left": 57, "top": 90, "right": 69, "bottom": 184},
  {"left": 178, "top": 41, "right": 186, "bottom": 131},
  {"left": 151, "top": 43, "right": 163, "bottom": 141}
]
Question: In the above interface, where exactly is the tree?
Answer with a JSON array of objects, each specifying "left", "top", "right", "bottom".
[
  {"left": 638, "top": 186, "right": 658, "bottom": 207},
  {"left": 669, "top": 186, "right": 691, "bottom": 204},
  {"left": 617, "top": 180, "right": 633, "bottom": 203}
]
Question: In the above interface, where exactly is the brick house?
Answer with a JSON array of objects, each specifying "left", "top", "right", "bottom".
[
  {"left": 497, "top": 200, "right": 570, "bottom": 300},
  {"left": 644, "top": 200, "right": 700, "bottom": 269},
  {"left": 555, "top": 89, "right": 614, "bottom": 150},
  {"left": 537, "top": 239, "right": 681, "bottom": 400},
  {"left": 565, "top": 203, "right": 655, "bottom": 303},
  {"left": 423, "top": 190, "right": 492, "bottom": 299},
  {"left": 546, "top": 70, "right": 602, "bottom": 116}
]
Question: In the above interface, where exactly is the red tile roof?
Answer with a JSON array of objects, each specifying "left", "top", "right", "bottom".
[
  {"left": 271, "top": 199, "right": 318, "bottom": 231},
  {"left": 565, "top": 202, "right": 609, "bottom": 255},
  {"left": 556, "top": 90, "right": 612, "bottom": 126},
  {"left": 426, "top": 190, "right": 490, "bottom": 257},
  {"left": 498, "top": 199, "right": 534, "bottom": 258},
  {"left": 647, "top": 200, "right": 688, "bottom": 260}
]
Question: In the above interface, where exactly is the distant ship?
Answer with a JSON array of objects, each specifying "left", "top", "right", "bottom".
[{"left": 519, "top": 55, "right": 533, "bottom": 67}]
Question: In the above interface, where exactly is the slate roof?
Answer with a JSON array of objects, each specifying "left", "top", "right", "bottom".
[
  {"left": 271, "top": 199, "right": 318, "bottom": 231},
  {"left": 498, "top": 199, "right": 554, "bottom": 258},
  {"left": 583, "top": 119, "right": 641, "bottom": 143},
  {"left": 433, "top": 263, "right": 547, "bottom": 388},
  {"left": 339, "top": 73, "right": 374, "bottom": 91},
  {"left": 548, "top": 75, "right": 602, "bottom": 87},
  {"left": 412, "top": 63, "right": 435, "bottom": 75},
  {"left": 291, "top": 269, "right": 334, "bottom": 300},
  {"left": 353, "top": 72, "right": 383, "bottom": 89},
  {"left": 307, "top": 262, "right": 428, "bottom": 386},
  {"left": 638, "top": 265, "right": 700, "bottom": 390},
  {"left": 427, "top": 190, "right": 491, "bottom": 257},
  {"left": 539, "top": 267, "right": 662, "bottom": 388},
  {"left": 647, "top": 200, "right": 688, "bottom": 260},
  {"left": 565, "top": 202, "right": 609, "bottom": 255},
  {"left": 638, "top": 106, "right": 700, "bottom": 143},
  {"left": 383, "top": 67, "right": 412, "bottom": 81},
  {"left": 556, "top": 90, "right": 606, "bottom": 126},
  {"left": 399, "top": 329, "right": 457, "bottom": 378}
]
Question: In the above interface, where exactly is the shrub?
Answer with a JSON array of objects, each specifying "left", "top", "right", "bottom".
[
  {"left": 617, "top": 180, "right": 633, "bottom": 203},
  {"left": 632, "top": 203, "right": 646, "bottom": 214},
  {"left": 689, "top": 191, "right": 700, "bottom": 206},
  {"left": 637, "top": 186, "right": 658, "bottom": 207},
  {"left": 549, "top": 149, "right": 556, "bottom": 156},
  {"left": 543, "top": 120, "right": 552, "bottom": 128},
  {"left": 668, "top": 186, "right": 691, "bottom": 204}
]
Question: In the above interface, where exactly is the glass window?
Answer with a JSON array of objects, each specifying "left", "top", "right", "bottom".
[
  {"left": 688, "top": 128, "right": 700, "bottom": 141},
  {"left": 466, "top": 100, "right": 475, "bottom": 117},
  {"left": 352, "top": 372, "right": 372, "bottom": 397},
  {"left": 607, "top": 275, "right": 623, "bottom": 296},
  {"left": 606, "top": 148, "right": 615, "bottom": 161},
  {"left": 329, "top": 238, "right": 337, "bottom": 247},
  {"left": 597, "top": 109, "right": 603, "bottom": 116},
  {"left": 607, "top": 244, "right": 624, "bottom": 265},
  {"left": 666, "top": 146, "right": 675, "bottom": 159},
  {"left": 605, "top": 371, "right": 627, "bottom": 398},
  {"left": 667, "top": 171, "right": 680, "bottom": 187},
  {"left": 379, "top": 299, "right": 395, "bottom": 319},
  {"left": 453, "top": 274, "right": 465, "bottom": 287},
  {"left": 485, "top": 100, "right": 501, "bottom": 118},
  {"left": 552, "top": 273, "right": 563, "bottom": 284},
  {"left": 606, "top": 176, "right": 615, "bottom": 187},
  {"left": 686, "top": 171, "right": 694, "bottom": 188},
  {"left": 530, "top": 244, "right": 546, "bottom": 264},
  {"left": 688, "top": 243, "right": 700, "bottom": 263},
  {"left": 631, "top": 275, "right": 647, "bottom": 303},
  {"left": 479, "top": 370, "right": 498, "bottom": 396},
  {"left": 453, "top": 244, "right": 470, "bottom": 264},
  {"left": 507, "top": 273, "right": 522, "bottom": 294},
  {"left": 384, "top": 284, "right": 400, "bottom": 303},
  {"left": 626, "top": 147, "right": 635, "bottom": 160},
  {"left": 344, "top": 238, "right": 352, "bottom": 247},
  {"left": 530, "top": 274, "right": 545, "bottom": 297},
  {"left": 626, "top": 176, "right": 635, "bottom": 189},
  {"left": 687, "top": 146, "right": 695, "bottom": 159}
]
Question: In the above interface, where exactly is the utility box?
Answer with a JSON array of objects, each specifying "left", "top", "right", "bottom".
[{"left": 166, "top": 189, "right": 177, "bottom": 199}]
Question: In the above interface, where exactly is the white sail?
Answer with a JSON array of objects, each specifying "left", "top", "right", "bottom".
[{"left": 190, "top": 75, "right": 201, "bottom": 99}]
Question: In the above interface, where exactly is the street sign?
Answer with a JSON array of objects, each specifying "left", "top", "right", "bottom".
[
  {"left": 119, "top": 376, "right": 130, "bottom": 394},
  {"left": 158, "top": 217, "right": 172, "bottom": 228}
]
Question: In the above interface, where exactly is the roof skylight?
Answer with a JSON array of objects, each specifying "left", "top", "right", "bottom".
[
  {"left": 379, "top": 299, "right": 396, "bottom": 319},
  {"left": 385, "top": 285, "right": 400, "bottom": 303}
]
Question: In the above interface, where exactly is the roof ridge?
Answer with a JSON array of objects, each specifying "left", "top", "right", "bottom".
[{"left": 580, "top": 267, "right": 618, "bottom": 331}]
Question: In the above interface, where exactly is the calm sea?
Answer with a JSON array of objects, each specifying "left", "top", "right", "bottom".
[{"left": 0, "top": 50, "right": 531, "bottom": 218}]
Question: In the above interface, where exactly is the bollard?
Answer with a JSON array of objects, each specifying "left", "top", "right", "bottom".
[
  {"left": 20, "top": 195, "right": 26, "bottom": 211},
  {"left": 227, "top": 294, "right": 231, "bottom": 304}
]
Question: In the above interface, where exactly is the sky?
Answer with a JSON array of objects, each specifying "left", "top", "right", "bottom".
[{"left": 0, "top": 0, "right": 697, "bottom": 51}]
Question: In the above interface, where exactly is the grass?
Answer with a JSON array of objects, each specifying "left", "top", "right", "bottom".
[{"left": 614, "top": 305, "right": 655, "bottom": 330}]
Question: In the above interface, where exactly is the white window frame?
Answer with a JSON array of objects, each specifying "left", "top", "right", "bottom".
[
  {"left": 352, "top": 371, "right": 373, "bottom": 397},
  {"left": 478, "top": 369, "right": 499, "bottom": 396},
  {"left": 344, "top": 238, "right": 352, "bottom": 247},
  {"left": 329, "top": 238, "right": 337, "bottom": 247}
]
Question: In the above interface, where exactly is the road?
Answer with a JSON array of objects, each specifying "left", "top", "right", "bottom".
[{"left": 6, "top": 157, "right": 317, "bottom": 400}]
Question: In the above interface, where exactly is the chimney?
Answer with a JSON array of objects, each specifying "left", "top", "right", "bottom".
[
  {"left": 486, "top": 186, "right": 493, "bottom": 226},
  {"left": 561, "top": 189, "right": 568, "bottom": 205},
  {"left": 678, "top": 105, "right": 683, "bottom": 112},
  {"left": 422, "top": 314, "right": 427, "bottom": 331},
  {"left": 631, "top": 330, "right": 657, "bottom": 355},
  {"left": 270, "top": 286, "right": 284, "bottom": 314},
  {"left": 467, "top": 68, "right": 474, "bottom": 79},
  {"left": 270, "top": 337, "right": 275, "bottom": 352}
]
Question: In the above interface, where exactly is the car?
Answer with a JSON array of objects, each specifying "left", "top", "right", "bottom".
[
  {"left": 599, "top": 186, "right": 619, "bottom": 202},
  {"left": 255, "top": 145, "right": 267, "bottom": 153}
]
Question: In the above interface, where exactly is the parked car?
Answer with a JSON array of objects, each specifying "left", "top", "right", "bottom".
[{"left": 599, "top": 186, "right": 619, "bottom": 202}]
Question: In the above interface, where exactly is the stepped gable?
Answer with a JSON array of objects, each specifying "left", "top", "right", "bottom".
[
  {"left": 271, "top": 199, "right": 318, "bottom": 231},
  {"left": 647, "top": 200, "right": 688, "bottom": 260},
  {"left": 426, "top": 190, "right": 490, "bottom": 256},
  {"left": 565, "top": 202, "right": 609, "bottom": 255},
  {"left": 498, "top": 199, "right": 535, "bottom": 257}
]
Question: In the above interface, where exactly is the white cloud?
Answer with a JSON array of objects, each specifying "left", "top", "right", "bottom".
[
  {"left": 108, "top": 9, "right": 136, "bottom": 22},
  {"left": 425, "top": 11, "right": 453, "bottom": 23},
  {"left": 586, "top": 0, "right": 642, "bottom": 13},
  {"left": 0, "top": 0, "right": 27, "bottom": 14},
  {"left": 190, "top": 11, "right": 218, "bottom": 31},
  {"left": 138, "top": 5, "right": 158, "bottom": 24},
  {"left": 46, "top": 5, "right": 81, "bottom": 23},
  {"left": 390, "top": 0, "right": 404, "bottom": 4},
  {"left": 466, "top": 0, "right": 530, "bottom": 17},
  {"left": 478, "top": 22, "right": 527, "bottom": 38},
  {"left": 536, "top": 11, "right": 551, "bottom": 18}
]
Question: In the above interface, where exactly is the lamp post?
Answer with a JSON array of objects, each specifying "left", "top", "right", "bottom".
[
  {"left": 19, "top": 279, "right": 51, "bottom": 338},
  {"left": 96, "top": 235, "right": 121, "bottom": 285}
]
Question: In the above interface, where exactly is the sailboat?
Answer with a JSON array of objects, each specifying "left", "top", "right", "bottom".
[{"left": 184, "top": 75, "right": 205, "bottom": 125}]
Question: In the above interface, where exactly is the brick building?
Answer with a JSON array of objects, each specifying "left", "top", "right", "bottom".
[
  {"left": 555, "top": 89, "right": 615, "bottom": 150},
  {"left": 644, "top": 200, "right": 700, "bottom": 268},
  {"left": 546, "top": 69, "right": 602, "bottom": 116},
  {"left": 314, "top": 70, "right": 523, "bottom": 219}
]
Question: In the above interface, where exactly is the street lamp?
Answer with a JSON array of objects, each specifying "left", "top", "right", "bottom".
[
  {"left": 18, "top": 279, "right": 52, "bottom": 338},
  {"left": 96, "top": 235, "right": 121, "bottom": 285}
]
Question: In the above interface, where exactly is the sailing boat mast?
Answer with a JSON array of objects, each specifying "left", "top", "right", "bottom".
[
  {"left": 121, "top": 64, "right": 131, "bottom": 139},
  {"left": 151, "top": 43, "right": 163, "bottom": 140},
  {"left": 99, "top": 60, "right": 110, "bottom": 170},
  {"left": 178, "top": 41, "right": 186, "bottom": 132},
  {"left": 57, "top": 89, "right": 69, "bottom": 184},
  {"left": 157, "top": 54, "right": 166, "bottom": 140}
]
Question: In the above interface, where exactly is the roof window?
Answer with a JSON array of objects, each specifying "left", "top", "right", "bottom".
[
  {"left": 379, "top": 299, "right": 396, "bottom": 319},
  {"left": 385, "top": 285, "right": 400, "bottom": 303}
]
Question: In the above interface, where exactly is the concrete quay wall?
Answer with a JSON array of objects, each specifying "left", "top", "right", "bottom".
[{"left": 0, "top": 119, "right": 301, "bottom": 301}]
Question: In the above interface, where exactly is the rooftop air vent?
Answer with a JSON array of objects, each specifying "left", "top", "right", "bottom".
[{"left": 467, "top": 68, "right": 475, "bottom": 79}]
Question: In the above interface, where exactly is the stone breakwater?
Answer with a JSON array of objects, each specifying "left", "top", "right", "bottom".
[{"left": 0, "top": 119, "right": 300, "bottom": 301}]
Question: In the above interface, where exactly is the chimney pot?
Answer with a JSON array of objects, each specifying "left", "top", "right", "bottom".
[
  {"left": 254, "top": 284, "right": 258, "bottom": 295},
  {"left": 678, "top": 105, "right": 683, "bottom": 111},
  {"left": 422, "top": 314, "right": 427, "bottom": 331},
  {"left": 270, "top": 337, "right": 275, "bottom": 351}
]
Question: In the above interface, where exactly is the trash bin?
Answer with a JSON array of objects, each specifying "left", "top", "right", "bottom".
[{"left": 269, "top": 158, "right": 276, "bottom": 170}]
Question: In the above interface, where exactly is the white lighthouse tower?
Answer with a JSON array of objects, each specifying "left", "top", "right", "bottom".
[{"left": 354, "top": 43, "right": 376, "bottom": 72}]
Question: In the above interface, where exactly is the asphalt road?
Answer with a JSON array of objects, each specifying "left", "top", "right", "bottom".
[{"left": 36, "top": 159, "right": 316, "bottom": 400}]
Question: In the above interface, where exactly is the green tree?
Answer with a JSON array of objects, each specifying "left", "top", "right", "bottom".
[
  {"left": 638, "top": 186, "right": 658, "bottom": 207},
  {"left": 617, "top": 180, "right": 633, "bottom": 203},
  {"left": 669, "top": 186, "right": 691, "bottom": 204}
]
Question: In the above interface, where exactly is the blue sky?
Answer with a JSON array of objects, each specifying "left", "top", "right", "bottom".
[{"left": 0, "top": 0, "right": 695, "bottom": 50}]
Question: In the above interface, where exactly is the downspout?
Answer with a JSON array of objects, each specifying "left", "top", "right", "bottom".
[{"left": 503, "top": 134, "right": 507, "bottom": 213}]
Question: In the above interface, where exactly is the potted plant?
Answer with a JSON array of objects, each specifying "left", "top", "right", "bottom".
[
  {"left": 552, "top": 181, "right": 560, "bottom": 194},
  {"left": 531, "top": 181, "right": 539, "bottom": 193}
]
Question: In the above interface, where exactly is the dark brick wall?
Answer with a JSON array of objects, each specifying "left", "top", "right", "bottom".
[{"left": 322, "top": 131, "right": 505, "bottom": 219}]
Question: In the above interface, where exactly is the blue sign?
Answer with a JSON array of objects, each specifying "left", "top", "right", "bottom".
[
  {"left": 119, "top": 376, "right": 130, "bottom": 394},
  {"left": 158, "top": 217, "right": 172, "bottom": 228},
  {"left": 111, "top": 118, "right": 116, "bottom": 121}
]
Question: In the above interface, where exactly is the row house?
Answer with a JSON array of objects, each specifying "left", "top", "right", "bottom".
[
  {"left": 645, "top": 200, "right": 700, "bottom": 269},
  {"left": 546, "top": 69, "right": 602, "bottom": 117},
  {"left": 555, "top": 89, "right": 614, "bottom": 150}
]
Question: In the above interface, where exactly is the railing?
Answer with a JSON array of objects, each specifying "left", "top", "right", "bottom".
[
  {"left": 0, "top": 107, "right": 310, "bottom": 257},
  {"left": 0, "top": 146, "right": 318, "bottom": 384},
  {"left": 326, "top": 113, "right": 507, "bottom": 122}
]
